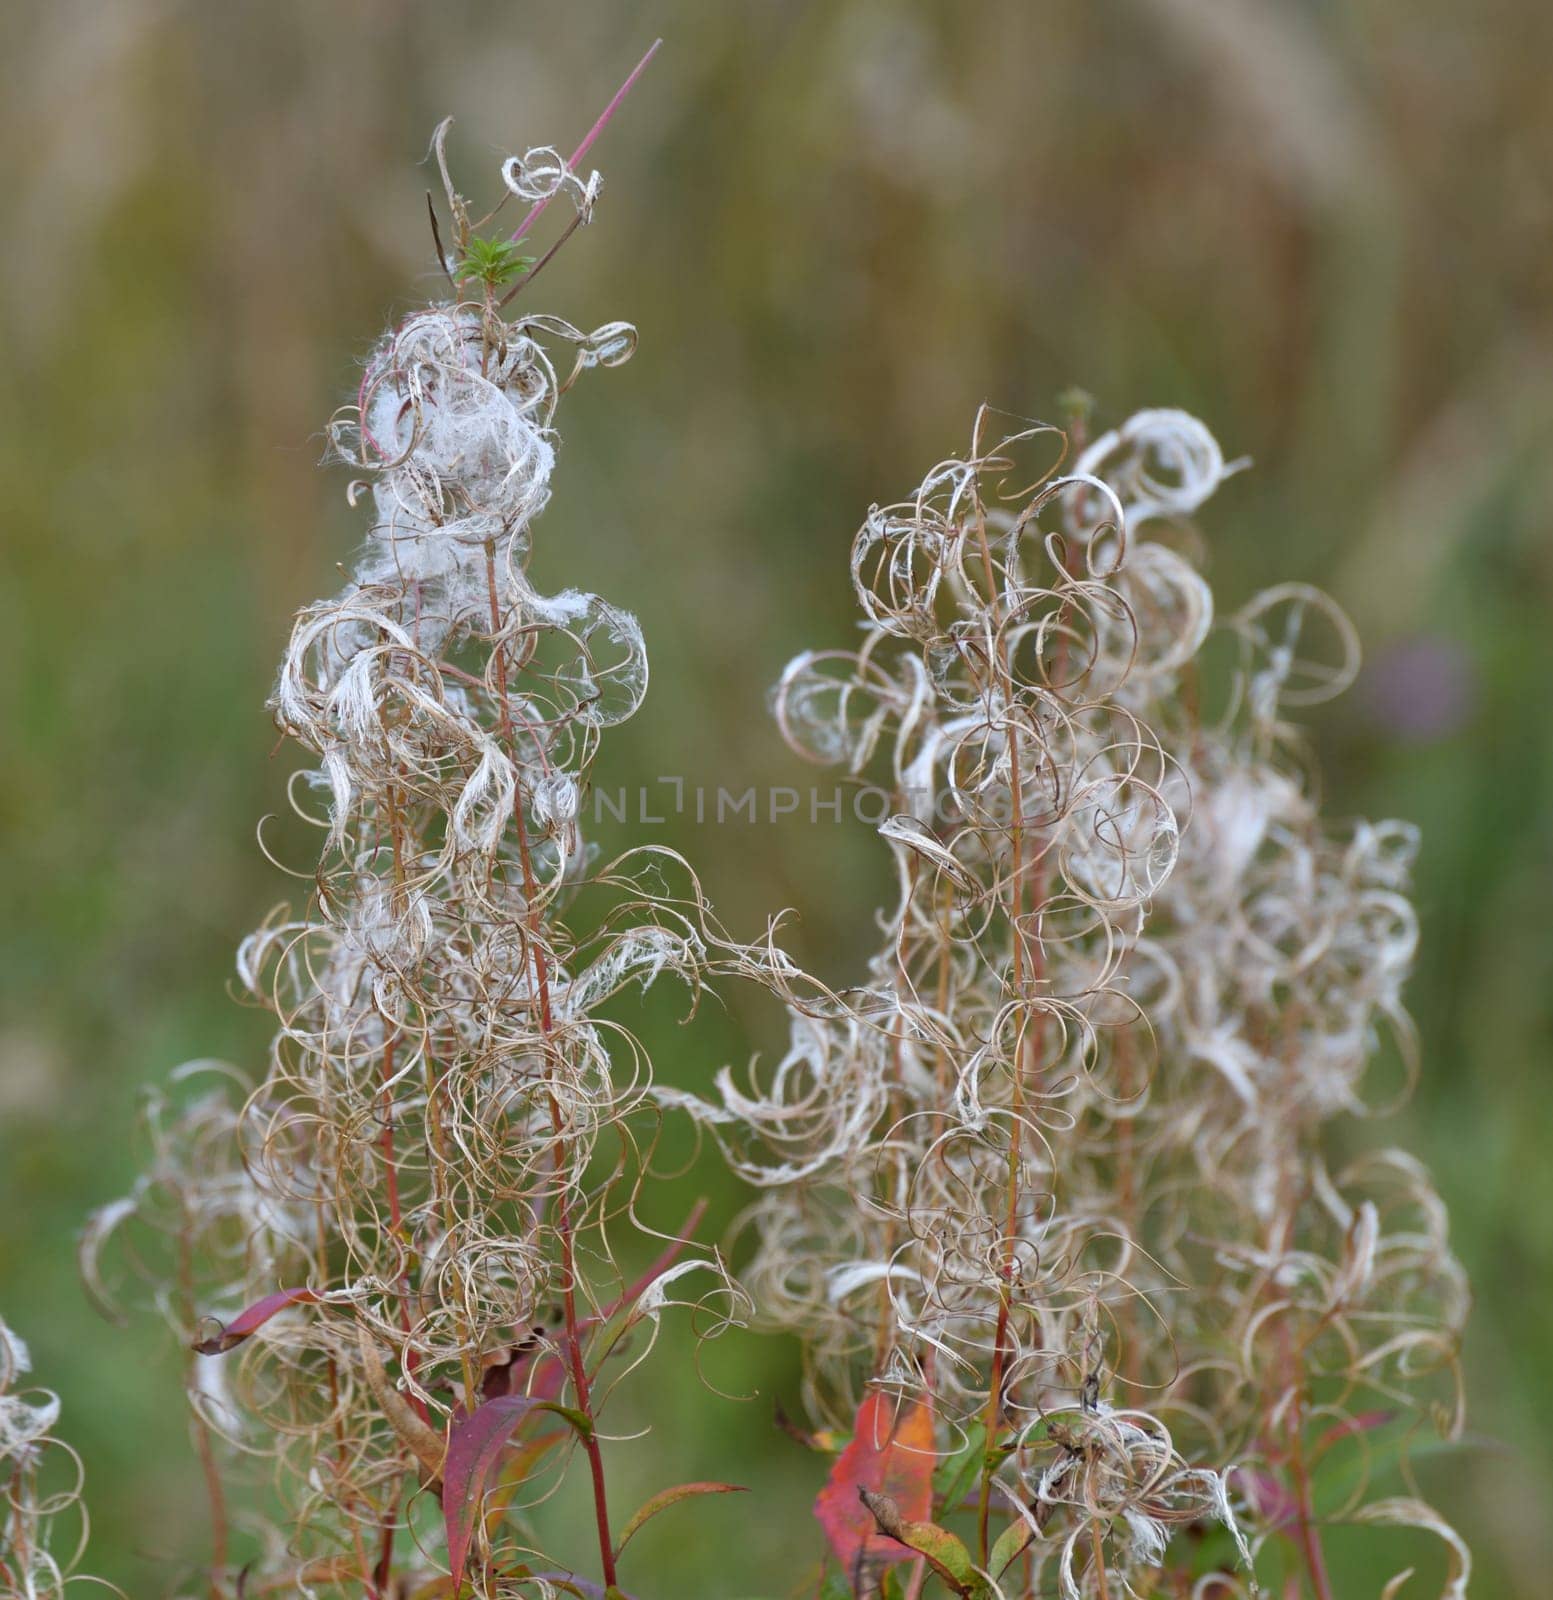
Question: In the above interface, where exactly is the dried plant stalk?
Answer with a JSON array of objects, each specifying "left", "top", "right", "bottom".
[
  {"left": 85, "top": 107, "right": 754, "bottom": 1600},
  {"left": 666, "top": 406, "right": 1470, "bottom": 1597},
  {"left": 1, "top": 1315, "right": 120, "bottom": 1600},
  {"left": 57, "top": 66, "right": 1472, "bottom": 1598}
]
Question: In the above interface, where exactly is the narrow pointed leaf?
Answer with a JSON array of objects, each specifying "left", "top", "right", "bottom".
[
  {"left": 193, "top": 1288, "right": 321, "bottom": 1355},
  {"left": 613, "top": 1481, "right": 748, "bottom": 1560},
  {"left": 988, "top": 1515, "right": 1036, "bottom": 1579},
  {"left": 933, "top": 1423, "right": 989, "bottom": 1513},
  {"left": 858, "top": 1490, "right": 981, "bottom": 1596}
]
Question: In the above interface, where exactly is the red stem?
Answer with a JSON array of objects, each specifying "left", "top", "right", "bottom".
[
  {"left": 1288, "top": 1409, "right": 1335, "bottom": 1600},
  {"left": 484, "top": 551, "right": 619, "bottom": 1589},
  {"left": 510, "top": 38, "right": 663, "bottom": 243}
]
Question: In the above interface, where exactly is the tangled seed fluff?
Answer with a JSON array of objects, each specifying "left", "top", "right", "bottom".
[
  {"left": 1, "top": 1318, "right": 117, "bottom": 1600},
  {"left": 84, "top": 144, "right": 748, "bottom": 1598},
  {"left": 665, "top": 407, "right": 1470, "bottom": 1596}
]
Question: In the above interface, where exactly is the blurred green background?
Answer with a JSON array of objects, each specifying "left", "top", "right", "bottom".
[{"left": 2, "top": 1, "right": 1551, "bottom": 1594}]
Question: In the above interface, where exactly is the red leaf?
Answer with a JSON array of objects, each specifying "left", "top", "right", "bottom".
[
  {"left": 440, "top": 1206, "right": 709, "bottom": 1590},
  {"left": 814, "top": 1389, "right": 934, "bottom": 1595},
  {"left": 444, "top": 1396, "right": 545, "bottom": 1589},
  {"left": 442, "top": 1394, "right": 591, "bottom": 1591},
  {"left": 193, "top": 1288, "right": 321, "bottom": 1355}
]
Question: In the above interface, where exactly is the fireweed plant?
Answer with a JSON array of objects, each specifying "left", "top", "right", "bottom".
[
  {"left": 1, "top": 1317, "right": 121, "bottom": 1599},
  {"left": 16, "top": 64, "right": 1468, "bottom": 1600},
  {"left": 74, "top": 55, "right": 781, "bottom": 1600},
  {"left": 660, "top": 410, "right": 1471, "bottom": 1598}
]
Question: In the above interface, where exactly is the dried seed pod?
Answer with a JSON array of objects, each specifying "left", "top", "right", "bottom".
[
  {"left": 84, "top": 113, "right": 751, "bottom": 1600},
  {"left": 672, "top": 404, "right": 1468, "bottom": 1596},
  {"left": 0, "top": 1316, "right": 122, "bottom": 1600}
]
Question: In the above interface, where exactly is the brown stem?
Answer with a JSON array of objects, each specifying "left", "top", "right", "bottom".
[
  {"left": 970, "top": 493, "right": 1050, "bottom": 1567},
  {"left": 372, "top": 1516, "right": 398, "bottom": 1596},
  {"left": 1090, "top": 1517, "right": 1113, "bottom": 1600},
  {"left": 356, "top": 1326, "right": 446, "bottom": 1480},
  {"left": 484, "top": 548, "right": 619, "bottom": 1590},
  {"left": 381, "top": 766, "right": 431, "bottom": 1431},
  {"left": 1268, "top": 1027, "right": 1333, "bottom": 1600},
  {"left": 497, "top": 211, "right": 586, "bottom": 309},
  {"left": 423, "top": 1041, "right": 479, "bottom": 1409},
  {"left": 315, "top": 1211, "right": 378, "bottom": 1593}
]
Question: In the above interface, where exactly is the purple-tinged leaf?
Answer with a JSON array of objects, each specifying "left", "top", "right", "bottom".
[
  {"left": 1315, "top": 1409, "right": 1397, "bottom": 1457},
  {"left": 193, "top": 1288, "right": 320, "bottom": 1355},
  {"left": 442, "top": 1394, "right": 592, "bottom": 1591}
]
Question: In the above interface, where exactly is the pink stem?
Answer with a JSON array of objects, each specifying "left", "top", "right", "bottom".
[
  {"left": 510, "top": 38, "right": 663, "bottom": 243},
  {"left": 356, "top": 43, "right": 662, "bottom": 464}
]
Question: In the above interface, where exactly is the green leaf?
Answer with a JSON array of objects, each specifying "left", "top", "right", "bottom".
[
  {"left": 858, "top": 1490, "right": 984, "bottom": 1596},
  {"left": 455, "top": 236, "right": 535, "bottom": 287},
  {"left": 935, "top": 1423, "right": 1019, "bottom": 1525},
  {"left": 933, "top": 1423, "right": 989, "bottom": 1512},
  {"left": 988, "top": 1515, "right": 1036, "bottom": 1579},
  {"left": 612, "top": 1480, "right": 748, "bottom": 1561}
]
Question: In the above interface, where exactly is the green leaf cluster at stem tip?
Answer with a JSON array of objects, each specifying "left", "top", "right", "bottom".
[{"left": 456, "top": 234, "right": 536, "bottom": 287}]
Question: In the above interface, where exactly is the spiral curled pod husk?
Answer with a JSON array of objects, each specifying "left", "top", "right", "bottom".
[
  {"left": 1, "top": 1317, "right": 122, "bottom": 1600},
  {"left": 83, "top": 139, "right": 751, "bottom": 1598},
  {"left": 664, "top": 407, "right": 1470, "bottom": 1597}
]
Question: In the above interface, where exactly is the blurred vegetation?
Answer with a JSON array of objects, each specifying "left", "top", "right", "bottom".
[{"left": 1, "top": 1, "right": 1550, "bottom": 1594}]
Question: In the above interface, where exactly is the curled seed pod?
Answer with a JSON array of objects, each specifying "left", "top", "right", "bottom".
[
  {"left": 0, "top": 1316, "right": 122, "bottom": 1600},
  {"left": 670, "top": 404, "right": 1469, "bottom": 1596},
  {"left": 84, "top": 117, "right": 753, "bottom": 1600}
]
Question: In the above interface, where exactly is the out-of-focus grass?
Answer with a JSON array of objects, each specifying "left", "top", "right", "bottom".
[{"left": 1, "top": 2, "right": 1550, "bottom": 1594}]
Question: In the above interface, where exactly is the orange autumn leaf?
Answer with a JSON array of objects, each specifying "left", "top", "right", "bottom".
[{"left": 814, "top": 1389, "right": 935, "bottom": 1595}]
